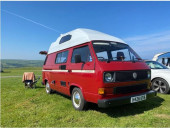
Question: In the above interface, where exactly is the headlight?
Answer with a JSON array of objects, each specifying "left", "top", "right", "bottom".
[
  {"left": 105, "top": 73, "right": 112, "bottom": 82},
  {"left": 147, "top": 70, "right": 151, "bottom": 78}
]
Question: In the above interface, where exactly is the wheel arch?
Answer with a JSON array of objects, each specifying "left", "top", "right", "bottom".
[
  {"left": 69, "top": 84, "right": 85, "bottom": 98},
  {"left": 44, "top": 79, "right": 48, "bottom": 85},
  {"left": 151, "top": 77, "right": 167, "bottom": 83},
  {"left": 151, "top": 77, "right": 170, "bottom": 94},
  {"left": 152, "top": 77, "right": 170, "bottom": 87}
]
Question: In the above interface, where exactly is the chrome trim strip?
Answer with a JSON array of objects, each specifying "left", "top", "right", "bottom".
[
  {"left": 42, "top": 70, "right": 95, "bottom": 73},
  {"left": 72, "top": 70, "right": 95, "bottom": 73},
  {"left": 42, "top": 70, "right": 68, "bottom": 72}
]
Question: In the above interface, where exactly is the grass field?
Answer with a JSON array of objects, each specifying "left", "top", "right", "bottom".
[{"left": 1, "top": 68, "right": 170, "bottom": 127}]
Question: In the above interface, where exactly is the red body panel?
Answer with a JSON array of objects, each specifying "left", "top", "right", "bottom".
[{"left": 42, "top": 41, "right": 151, "bottom": 104}]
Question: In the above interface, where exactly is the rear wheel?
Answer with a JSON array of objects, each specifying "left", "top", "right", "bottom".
[
  {"left": 71, "top": 88, "right": 88, "bottom": 110},
  {"left": 45, "top": 82, "right": 52, "bottom": 94},
  {"left": 152, "top": 78, "right": 170, "bottom": 94}
]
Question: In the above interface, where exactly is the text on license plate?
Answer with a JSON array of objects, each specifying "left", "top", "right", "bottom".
[{"left": 130, "top": 94, "right": 146, "bottom": 103}]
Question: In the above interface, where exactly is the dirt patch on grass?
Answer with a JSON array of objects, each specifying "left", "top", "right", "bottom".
[{"left": 155, "top": 114, "right": 170, "bottom": 119}]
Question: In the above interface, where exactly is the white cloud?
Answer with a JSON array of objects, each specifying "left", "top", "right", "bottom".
[{"left": 123, "top": 31, "right": 170, "bottom": 59}]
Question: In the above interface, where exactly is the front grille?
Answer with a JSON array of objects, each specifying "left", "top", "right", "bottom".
[
  {"left": 115, "top": 70, "right": 148, "bottom": 82},
  {"left": 113, "top": 84, "right": 147, "bottom": 94}
]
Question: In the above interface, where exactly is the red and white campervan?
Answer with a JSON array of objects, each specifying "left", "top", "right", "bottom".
[{"left": 42, "top": 28, "right": 156, "bottom": 110}]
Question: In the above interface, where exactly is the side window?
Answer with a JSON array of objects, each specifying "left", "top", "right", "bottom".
[
  {"left": 71, "top": 46, "right": 92, "bottom": 63},
  {"left": 44, "top": 56, "right": 48, "bottom": 65},
  {"left": 55, "top": 51, "right": 69, "bottom": 64},
  {"left": 59, "top": 35, "right": 72, "bottom": 44}
]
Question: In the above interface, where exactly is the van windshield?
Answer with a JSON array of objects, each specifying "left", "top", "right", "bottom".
[{"left": 92, "top": 41, "right": 142, "bottom": 62}]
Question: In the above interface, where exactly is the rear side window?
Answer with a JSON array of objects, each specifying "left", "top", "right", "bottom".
[
  {"left": 44, "top": 56, "right": 48, "bottom": 65},
  {"left": 71, "top": 46, "right": 92, "bottom": 63},
  {"left": 56, "top": 51, "right": 69, "bottom": 64},
  {"left": 59, "top": 35, "right": 72, "bottom": 44}
]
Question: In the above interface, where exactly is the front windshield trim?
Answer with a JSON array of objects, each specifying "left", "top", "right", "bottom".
[{"left": 92, "top": 41, "right": 142, "bottom": 62}]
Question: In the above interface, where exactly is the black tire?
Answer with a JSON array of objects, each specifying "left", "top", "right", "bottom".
[
  {"left": 45, "top": 82, "right": 53, "bottom": 94},
  {"left": 71, "top": 88, "right": 88, "bottom": 110},
  {"left": 152, "top": 78, "right": 170, "bottom": 94}
]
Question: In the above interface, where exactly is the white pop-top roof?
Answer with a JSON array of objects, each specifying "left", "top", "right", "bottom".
[
  {"left": 48, "top": 28, "right": 126, "bottom": 54},
  {"left": 152, "top": 53, "right": 165, "bottom": 61},
  {"left": 152, "top": 52, "right": 170, "bottom": 61}
]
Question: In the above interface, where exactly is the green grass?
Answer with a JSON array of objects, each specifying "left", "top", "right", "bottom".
[
  {"left": 1, "top": 67, "right": 42, "bottom": 76},
  {"left": 1, "top": 68, "right": 170, "bottom": 127}
]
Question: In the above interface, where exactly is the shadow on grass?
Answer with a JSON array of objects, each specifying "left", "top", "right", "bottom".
[
  {"left": 37, "top": 87, "right": 164, "bottom": 117},
  {"left": 35, "top": 86, "right": 45, "bottom": 88},
  {"left": 52, "top": 91, "right": 71, "bottom": 100},
  {"left": 88, "top": 96, "right": 164, "bottom": 117}
]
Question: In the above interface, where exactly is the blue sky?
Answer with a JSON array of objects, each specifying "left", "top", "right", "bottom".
[{"left": 1, "top": 1, "right": 170, "bottom": 60}]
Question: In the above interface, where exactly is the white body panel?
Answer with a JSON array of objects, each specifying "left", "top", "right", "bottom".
[
  {"left": 48, "top": 28, "right": 126, "bottom": 54},
  {"left": 151, "top": 69, "right": 170, "bottom": 87}
]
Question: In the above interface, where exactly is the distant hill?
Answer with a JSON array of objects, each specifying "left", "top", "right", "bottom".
[{"left": 1, "top": 59, "right": 44, "bottom": 68}]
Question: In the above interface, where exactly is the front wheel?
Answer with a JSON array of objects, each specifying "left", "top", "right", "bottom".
[
  {"left": 45, "top": 82, "right": 53, "bottom": 94},
  {"left": 71, "top": 88, "right": 88, "bottom": 110},
  {"left": 152, "top": 78, "right": 170, "bottom": 94}
]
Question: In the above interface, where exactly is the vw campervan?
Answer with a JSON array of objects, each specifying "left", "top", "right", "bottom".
[{"left": 42, "top": 28, "right": 156, "bottom": 110}]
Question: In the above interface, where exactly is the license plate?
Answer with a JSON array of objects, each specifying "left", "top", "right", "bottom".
[{"left": 130, "top": 94, "right": 146, "bottom": 103}]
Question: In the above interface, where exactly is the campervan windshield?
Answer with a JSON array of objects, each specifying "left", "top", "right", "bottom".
[{"left": 92, "top": 41, "right": 142, "bottom": 62}]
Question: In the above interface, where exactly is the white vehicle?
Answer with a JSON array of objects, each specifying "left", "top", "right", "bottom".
[
  {"left": 145, "top": 60, "right": 170, "bottom": 94},
  {"left": 152, "top": 52, "right": 170, "bottom": 68}
]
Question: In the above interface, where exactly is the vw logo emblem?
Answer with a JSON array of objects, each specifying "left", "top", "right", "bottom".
[{"left": 133, "top": 72, "right": 137, "bottom": 79}]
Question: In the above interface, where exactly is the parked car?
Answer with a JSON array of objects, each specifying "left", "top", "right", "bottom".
[
  {"left": 42, "top": 28, "right": 156, "bottom": 110},
  {"left": 145, "top": 60, "right": 170, "bottom": 94}
]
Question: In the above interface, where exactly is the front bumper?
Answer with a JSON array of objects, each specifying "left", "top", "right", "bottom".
[{"left": 98, "top": 90, "right": 157, "bottom": 108}]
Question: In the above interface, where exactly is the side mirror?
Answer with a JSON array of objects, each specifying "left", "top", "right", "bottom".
[{"left": 75, "top": 54, "right": 82, "bottom": 63}]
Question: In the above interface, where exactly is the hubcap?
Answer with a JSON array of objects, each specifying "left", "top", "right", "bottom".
[
  {"left": 46, "top": 83, "right": 50, "bottom": 93},
  {"left": 73, "top": 91, "right": 81, "bottom": 108},
  {"left": 153, "top": 80, "right": 166, "bottom": 93}
]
